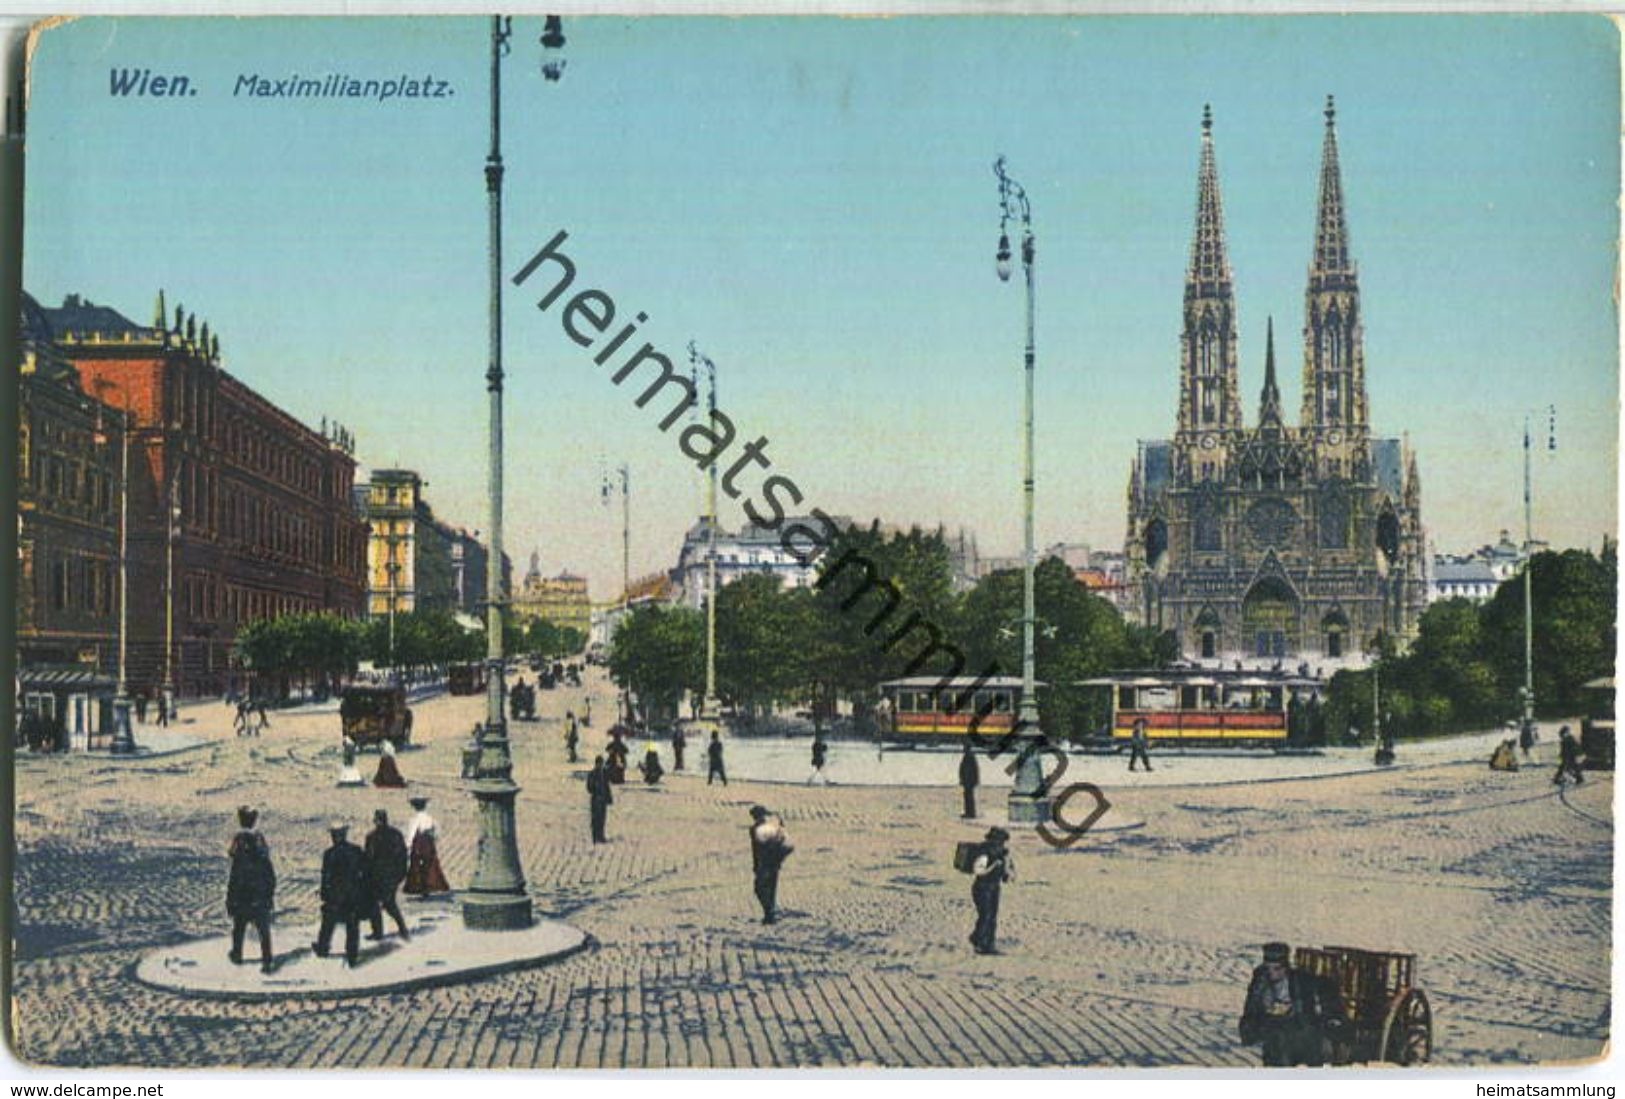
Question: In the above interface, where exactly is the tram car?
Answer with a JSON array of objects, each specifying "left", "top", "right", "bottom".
[
  {"left": 448, "top": 661, "right": 488, "bottom": 696},
  {"left": 877, "top": 677, "right": 1035, "bottom": 742},
  {"left": 1079, "top": 668, "right": 1320, "bottom": 749},
  {"left": 1580, "top": 676, "right": 1614, "bottom": 771}
]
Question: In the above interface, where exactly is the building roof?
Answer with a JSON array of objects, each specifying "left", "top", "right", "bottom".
[
  {"left": 1433, "top": 559, "right": 1498, "bottom": 584},
  {"left": 42, "top": 294, "right": 149, "bottom": 340}
]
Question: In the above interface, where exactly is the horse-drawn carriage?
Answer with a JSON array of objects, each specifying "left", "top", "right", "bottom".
[{"left": 1294, "top": 945, "right": 1432, "bottom": 1065}]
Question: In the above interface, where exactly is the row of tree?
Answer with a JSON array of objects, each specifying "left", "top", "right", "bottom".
[
  {"left": 1321, "top": 548, "right": 1615, "bottom": 741},
  {"left": 609, "top": 523, "right": 1173, "bottom": 738},
  {"left": 233, "top": 610, "right": 586, "bottom": 698}
]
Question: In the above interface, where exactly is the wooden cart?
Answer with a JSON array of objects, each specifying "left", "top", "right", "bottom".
[{"left": 1294, "top": 945, "right": 1432, "bottom": 1065}]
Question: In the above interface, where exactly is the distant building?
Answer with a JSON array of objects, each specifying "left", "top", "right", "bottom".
[
  {"left": 672, "top": 515, "right": 852, "bottom": 610},
  {"left": 47, "top": 292, "right": 367, "bottom": 698},
  {"left": 1430, "top": 531, "right": 1538, "bottom": 604},
  {"left": 17, "top": 291, "right": 125, "bottom": 743},
  {"left": 512, "top": 553, "right": 591, "bottom": 639},
  {"left": 591, "top": 570, "right": 677, "bottom": 650},
  {"left": 360, "top": 469, "right": 507, "bottom": 620},
  {"left": 1124, "top": 103, "right": 1427, "bottom": 665}
]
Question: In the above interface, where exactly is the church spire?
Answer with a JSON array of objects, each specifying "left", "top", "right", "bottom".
[
  {"left": 1258, "top": 316, "right": 1284, "bottom": 432},
  {"left": 1187, "top": 103, "right": 1233, "bottom": 295},
  {"left": 1310, "top": 95, "right": 1353, "bottom": 284},
  {"left": 1178, "top": 104, "right": 1242, "bottom": 447},
  {"left": 1301, "top": 94, "right": 1368, "bottom": 437}
]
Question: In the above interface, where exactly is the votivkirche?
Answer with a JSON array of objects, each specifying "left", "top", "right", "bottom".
[{"left": 1126, "top": 99, "right": 1427, "bottom": 665}]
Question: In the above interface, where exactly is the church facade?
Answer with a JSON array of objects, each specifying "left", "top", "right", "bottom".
[{"left": 1125, "top": 100, "right": 1427, "bottom": 666}]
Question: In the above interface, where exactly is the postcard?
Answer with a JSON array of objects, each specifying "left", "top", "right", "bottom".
[{"left": 8, "top": 12, "right": 1617, "bottom": 1073}]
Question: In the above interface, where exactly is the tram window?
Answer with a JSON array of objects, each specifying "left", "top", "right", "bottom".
[
  {"left": 991, "top": 691, "right": 1011, "bottom": 713},
  {"left": 1180, "top": 686, "right": 1198, "bottom": 710},
  {"left": 1201, "top": 686, "right": 1218, "bottom": 709},
  {"left": 1117, "top": 687, "right": 1135, "bottom": 711}
]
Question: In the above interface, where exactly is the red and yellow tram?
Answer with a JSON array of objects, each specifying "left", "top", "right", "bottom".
[
  {"left": 1080, "top": 669, "right": 1318, "bottom": 748},
  {"left": 878, "top": 676, "right": 1034, "bottom": 741}
]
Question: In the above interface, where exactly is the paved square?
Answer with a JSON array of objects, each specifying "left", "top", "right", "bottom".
[{"left": 11, "top": 673, "right": 1611, "bottom": 1068}]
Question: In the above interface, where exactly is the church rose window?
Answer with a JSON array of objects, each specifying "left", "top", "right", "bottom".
[{"left": 1244, "top": 498, "right": 1297, "bottom": 547}]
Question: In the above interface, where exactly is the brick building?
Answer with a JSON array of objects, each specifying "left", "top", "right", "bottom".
[{"left": 45, "top": 293, "right": 367, "bottom": 698}]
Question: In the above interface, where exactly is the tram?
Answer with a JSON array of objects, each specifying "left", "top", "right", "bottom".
[
  {"left": 1078, "top": 668, "right": 1320, "bottom": 748},
  {"left": 877, "top": 676, "right": 1034, "bottom": 742}
]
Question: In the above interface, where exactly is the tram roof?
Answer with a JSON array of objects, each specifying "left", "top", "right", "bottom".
[
  {"left": 880, "top": 676, "right": 1038, "bottom": 690},
  {"left": 1078, "top": 668, "right": 1321, "bottom": 688}
]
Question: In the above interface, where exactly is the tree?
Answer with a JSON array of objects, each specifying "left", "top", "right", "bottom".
[
  {"left": 716, "top": 572, "right": 810, "bottom": 721},
  {"left": 608, "top": 604, "right": 703, "bottom": 720},
  {"left": 1481, "top": 548, "right": 1616, "bottom": 717}
]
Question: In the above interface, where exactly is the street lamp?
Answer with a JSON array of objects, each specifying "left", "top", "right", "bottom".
[
  {"left": 91, "top": 392, "right": 135, "bottom": 754},
  {"left": 1518, "top": 407, "right": 1556, "bottom": 742},
  {"left": 688, "top": 343, "right": 720, "bottom": 725},
  {"left": 463, "top": 13, "right": 564, "bottom": 932},
  {"left": 993, "top": 155, "right": 1050, "bottom": 825}
]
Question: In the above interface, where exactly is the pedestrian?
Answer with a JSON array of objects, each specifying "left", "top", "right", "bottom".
[
  {"left": 807, "top": 735, "right": 829, "bottom": 785},
  {"left": 254, "top": 698, "right": 270, "bottom": 735},
  {"left": 969, "top": 826, "right": 1013, "bottom": 955},
  {"left": 373, "top": 738, "right": 407, "bottom": 788},
  {"left": 364, "top": 809, "right": 411, "bottom": 942},
  {"left": 234, "top": 699, "right": 250, "bottom": 737},
  {"left": 1489, "top": 738, "right": 1520, "bottom": 772},
  {"left": 313, "top": 822, "right": 368, "bottom": 967},
  {"left": 337, "top": 735, "right": 365, "bottom": 787},
  {"left": 134, "top": 692, "right": 148, "bottom": 725},
  {"left": 606, "top": 726, "right": 630, "bottom": 784},
  {"left": 1238, "top": 942, "right": 1348, "bottom": 1066},
  {"left": 156, "top": 694, "right": 169, "bottom": 728},
  {"left": 958, "top": 741, "right": 980, "bottom": 819},
  {"left": 582, "top": 698, "right": 592, "bottom": 727},
  {"left": 403, "top": 796, "right": 451, "bottom": 897},
  {"left": 671, "top": 726, "right": 687, "bottom": 772},
  {"left": 707, "top": 730, "right": 728, "bottom": 786},
  {"left": 587, "top": 755, "right": 612, "bottom": 844},
  {"left": 748, "top": 805, "right": 793, "bottom": 924},
  {"left": 1554, "top": 725, "right": 1585, "bottom": 786},
  {"left": 565, "top": 712, "right": 580, "bottom": 763},
  {"left": 225, "top": 806, "right": 276, "bottom": 973},
  {"left": 638, "top": 743, "right": 664, "bottom": 786},
  {"left": 1519, "top": 717, "right": 1536, "bottom": 760},
  {"left": 1129, "top": 717, "right": 1154, "bottom": 772}
]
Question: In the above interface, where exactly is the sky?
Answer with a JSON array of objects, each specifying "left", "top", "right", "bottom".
[{"left": 23, "top": 14, "right": 1620, "bottom": 601}]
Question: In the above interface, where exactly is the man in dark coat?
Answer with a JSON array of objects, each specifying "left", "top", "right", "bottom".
[
  {"left": 1129, "top": 717, "right": 1154, "bottom": 772},
  {"left": 808, "top": 735, "right": 829, "bottom": 785},
  {"left": 969, "top": 827, "right": 1012, "bottom": 954},
  {"left": 364, "top": 809, "right": 411, "bottom": 942},
  {"left": 1239, "top": 942, "right": 1347, "bottom": 1066},
  {"left": 226, "top": 806, "right": 276, "bottom": 973},
  {"left": 748, "top": 806, "right": 793, "bottom": 924},
  {"left": 606, "top": 727, "right": 630, "bottom": 784},
  {"left": 1555, "top": 725, "right": 1585, "bottom": 786},
  {"left": 671, "top": 726, "right": 687, "bottom": 772},
  {"left": 707, "top": 730, "right": 727, "bottom": 786},
  {"left": 313, "top": 822, "right": 369, "bottom": 966},
  {"left": 587, "top": 756, "right": 613, "bottom": 844},
  {"left": 958, "top": 742, "right": 980, "bottom": 819},
  {"left": 565, "top": 712, "right": 580, "bottom": 763}
]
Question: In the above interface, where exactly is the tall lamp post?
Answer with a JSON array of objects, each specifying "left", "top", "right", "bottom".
[
  {"left": 463, "top": 14, "right": 564, "bottom": 932},
  {"left": 1518, "top": 407, "right": 1555, "bottom": 741},
  {"left": 688, "top": 343, "right": 721, "bottom": 724},
  {"left": 92, "top": 393, "right": 135, "bottom": 754},
  {"left": 993, "top": 156, "right": 1050, "bottom": 824}
]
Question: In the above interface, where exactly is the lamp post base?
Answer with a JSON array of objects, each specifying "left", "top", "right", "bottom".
[
  {"left": 461, "top": 892, "right": 535, "bottom": 931},
  {"left": 108, "top": 696, "right": 137, "bottom": 755},
  {"left": 1006, "top": 727, "right": 1052, "bottom": 825}
]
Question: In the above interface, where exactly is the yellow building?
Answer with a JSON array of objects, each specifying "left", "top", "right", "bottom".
[{"left": 512, "top": 552, "right": 591, "bottom": 639}]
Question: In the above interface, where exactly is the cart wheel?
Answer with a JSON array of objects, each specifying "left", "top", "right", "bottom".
[{"left": 1383, "top": 989, "right": 1432, "bottom": 1065}]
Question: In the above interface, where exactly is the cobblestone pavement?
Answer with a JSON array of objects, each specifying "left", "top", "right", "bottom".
[{"left": 11, "top": 672, "right": 1612, "bottom": 1068}]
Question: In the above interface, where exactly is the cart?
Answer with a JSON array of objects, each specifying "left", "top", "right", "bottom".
[{"left": 1293, "top": 945, "right": 1432, "bottom": 1065}]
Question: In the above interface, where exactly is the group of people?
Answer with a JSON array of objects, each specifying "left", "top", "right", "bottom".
[
  {"left": 337, "top": 736, "right": 408, "bottom": 788},
  {"left": 232, "top": 697, "right": 271, "bottom": 737},
  {"left": 224, "top": 797, "right": 450, "bottom": 972}
]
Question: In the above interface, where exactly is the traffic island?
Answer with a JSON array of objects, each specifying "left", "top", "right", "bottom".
[{"left": 133, "top": 901, "right": 589, "bottom": 1001}]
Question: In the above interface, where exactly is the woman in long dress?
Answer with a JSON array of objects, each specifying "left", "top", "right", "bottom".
[
  {"left": 403, "top": 795, "right": 450, "bottom": 896},
  {"left": 373, "top": 738, "right": 407, "bottom": 788},
  {"left": 337, "top": 736, "right": 365, "bottom": 787}
]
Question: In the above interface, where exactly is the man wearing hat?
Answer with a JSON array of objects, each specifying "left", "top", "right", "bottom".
[
  {"left": 969, "top": 827, "right": 1013, "bottom": 955},
  {"left": 364, "top": 809, "right": 411, "bottom": 942},
  {"left": 313, "top": 821, "right": 369, "bottom": 966},
  {"left": 225, "top": 806, "right": 277, "bottom": 973},
  {"left": 748, "top": 806, "right": 793, "bottom": 924},
  {"left": 1238, "top": 942, "right": 1347, "bottom": 1066}
]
